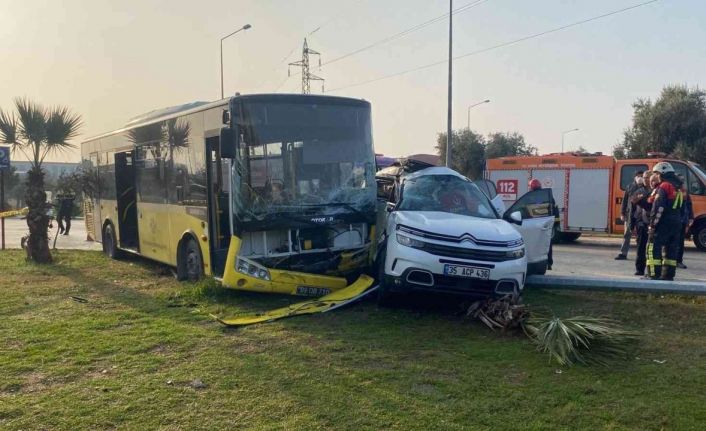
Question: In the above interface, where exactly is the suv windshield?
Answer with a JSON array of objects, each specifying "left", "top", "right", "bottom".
[
  {"left": 398, "top": 174, "right": 497, "bottom": 219},
  {"left": 232, "top": 100, "right": 376, "bottom": 222}
]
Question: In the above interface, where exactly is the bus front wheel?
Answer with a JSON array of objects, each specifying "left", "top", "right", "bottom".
[{"left": 179, "top": 238, "right": 203, "bottom": 282}]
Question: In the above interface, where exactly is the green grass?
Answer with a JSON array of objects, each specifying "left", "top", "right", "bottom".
[{"left": 1, "top": 250, "right": 705, "bottom": 430}]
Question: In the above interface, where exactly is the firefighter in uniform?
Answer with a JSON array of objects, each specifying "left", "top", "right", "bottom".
[{"left": 646, "top": 162, "right": 684, "bottom": 281}]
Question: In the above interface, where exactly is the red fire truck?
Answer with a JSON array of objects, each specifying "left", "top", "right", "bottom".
[{"left": 486, "top": 153, "right": 706, "bottom": 250}]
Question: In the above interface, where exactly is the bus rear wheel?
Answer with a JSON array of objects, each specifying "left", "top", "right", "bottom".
[
  {"left": 179, "top": 238, "right": 203, "bottom": 282},
  {"left": 102, "top": 224, "right": 122, "bottom": 259}
]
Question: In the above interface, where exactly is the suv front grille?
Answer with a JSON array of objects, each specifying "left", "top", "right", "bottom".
[{"left": 421, "top": 242, "right": 511, "bottom": 262}]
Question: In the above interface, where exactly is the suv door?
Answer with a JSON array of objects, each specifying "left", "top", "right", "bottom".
[{"left": 504, "top": 189, "right": 555, "bottom": 269}]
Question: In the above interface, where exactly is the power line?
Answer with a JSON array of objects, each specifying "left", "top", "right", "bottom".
[
  {"left": 326, "top": 0, "right": 660, "bottom": 93},
  {"left": 289, "top": 38, "right": 325, "bottom": 94},
  {"left": 320, "top": 0, "right": 492, "bottom": 68},
  {"left": 261, "top": 0, "right": 363, "bottom": 92}
]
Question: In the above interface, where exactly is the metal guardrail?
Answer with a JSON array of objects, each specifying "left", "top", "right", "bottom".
[{"left": 527, "top": 275, "right": 706, "bottom": 296}]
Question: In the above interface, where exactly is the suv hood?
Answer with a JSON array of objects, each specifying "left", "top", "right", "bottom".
[{"left": 392, "top": 211, "right": 521, "bottom": 243}]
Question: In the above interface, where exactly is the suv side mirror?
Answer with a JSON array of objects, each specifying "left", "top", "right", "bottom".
[
  {"left": 508, "top": 210, "right": 522, "bottom": 225},
  {"left": 386, "top": 202, "right": 396, "bottom": 213}
]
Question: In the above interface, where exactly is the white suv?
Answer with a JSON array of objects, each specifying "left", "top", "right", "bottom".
[{"left": 377, "top": 167, "right": 553, "bottom": 301}]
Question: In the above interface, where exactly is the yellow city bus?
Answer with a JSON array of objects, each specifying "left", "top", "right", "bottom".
[{"left": 82, "top": 94, "right": 377, "bottom": 296}]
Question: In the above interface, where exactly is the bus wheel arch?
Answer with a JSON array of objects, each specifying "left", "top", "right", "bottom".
[
  {"left": 177, "top": 233, "right": 204, "bottom": 281},
  {"left": 102, "top": 220, "right": 122, "bottom": 259}
]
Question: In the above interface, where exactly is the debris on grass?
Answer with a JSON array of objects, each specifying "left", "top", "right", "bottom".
[
  {"left": 467, "top": 295, "right": 640, "bottom": 367},
  {"left": 190, "top": 379, "right": 207, "bottom": 389}
]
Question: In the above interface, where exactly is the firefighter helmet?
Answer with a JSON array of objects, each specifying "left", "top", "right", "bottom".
[
  {"left": 528, "top": 179, "right": 542, "bottom": 191},
  {"left": 652, "top": 162, "right": 675, "bottom": 175}
]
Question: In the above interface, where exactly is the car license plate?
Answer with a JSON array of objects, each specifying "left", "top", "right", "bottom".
[{"left": 443, "top": 264, "right": 490, "bottom": 280}]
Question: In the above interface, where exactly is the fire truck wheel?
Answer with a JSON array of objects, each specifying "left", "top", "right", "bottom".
[
  {"left": 693, "top": 224, "right": 706, "bottom": 251},
  {"left": 560, "top": 232, "right": 582, "bottom": 242}
]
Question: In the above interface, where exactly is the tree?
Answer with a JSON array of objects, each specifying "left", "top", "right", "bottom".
[
  {"left": 485, "top": 132, "right": 537, "bottom": 159},
  {"left": 621, "top": 85, "right": 706, "bottom": 166},
  {"left": 436, "top": 129, "right": 486, "bottom": 179},
  {"left": 0, "top": 99, "right": 82, "bottom": 263}
]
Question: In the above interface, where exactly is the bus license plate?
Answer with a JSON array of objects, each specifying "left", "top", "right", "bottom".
[
  {"left": 296, "top": 286, "right": 332, "bottom": 297},
  {"left": 443, "top": 265, "right": 490, "bottom": 280}
]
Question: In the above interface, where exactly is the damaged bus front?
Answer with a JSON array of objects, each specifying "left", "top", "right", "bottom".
[{"left": 221, "top": 94, "right": 377, "bottom": 296}]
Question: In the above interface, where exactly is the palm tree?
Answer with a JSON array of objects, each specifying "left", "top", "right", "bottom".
[{"left": 0, "top": 98, "right": 82, "bottom": 263}]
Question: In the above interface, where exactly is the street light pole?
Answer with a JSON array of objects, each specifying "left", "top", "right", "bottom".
[
  {"left": 561, "top": 128, "right": 579, "bottom": 153},
  {"left": 467, "top": 99, "right": 490, "bottom": 129},
  {"left": 220, "top": 23, "right": 252, "bottom": 99},
  {"left": 445, "top": 0, "right": 453, "bottom": 167}
]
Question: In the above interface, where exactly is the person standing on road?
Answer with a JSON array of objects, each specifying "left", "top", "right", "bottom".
[
  {"left": 676, "top": 174, "right": 694, "bottom": 269},
  {"left": 615, "top": 171, "right": 643, "bottom": 260},
  {"left": 54, "top": 194, "right": 66, "bottom": 234},
  {"left": 630, "top": 173, "right": 651, "bottom": 276},
  {"left": 56, "top": 193, "right": 75, "bottom": 236},
  {"left": 646, "top": 163, "right": 684, "bottom": 281},
  {"left": 528, "top": 178, "right": 558, "bottom": 270}
]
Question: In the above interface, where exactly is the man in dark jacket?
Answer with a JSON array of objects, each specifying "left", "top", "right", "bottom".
[
  {"left": 615, "top": 171, "right": 643, "bottom": 260},
  {"left": 676, "top": 174, "right": 694, "bottom": 269},
  {"left": 56, "top": 193, "right": 75, "bottom": 236},
  {"left": 630, "top": 171, "right": 652, "bottom": 276}
]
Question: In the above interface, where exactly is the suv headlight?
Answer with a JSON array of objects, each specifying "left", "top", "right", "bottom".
[
  {"left": 236, "top": 257, "right": 272, "bottom": 281},
  {"left": 396, "top": 233, "right": 425, "bottom": 249},
  {"left": 505, "top": 248, "right": 525, "bottom": 259}
]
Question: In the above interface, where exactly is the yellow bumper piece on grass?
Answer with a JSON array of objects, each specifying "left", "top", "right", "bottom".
[{"left": 214, "top": 274, "right": 377, "bottom": 327}]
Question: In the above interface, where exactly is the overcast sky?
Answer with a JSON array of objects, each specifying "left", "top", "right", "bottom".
[{"left": 1, "top": 0, "right": 703, "bottom": 162}]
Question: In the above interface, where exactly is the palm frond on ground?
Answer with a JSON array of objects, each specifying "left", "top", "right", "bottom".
[
  {"left": 524, "top": 316, "right": 640, "bottom": 366},
  {"left": 467, "top": 296, "right": 639, "bottom": 366}
]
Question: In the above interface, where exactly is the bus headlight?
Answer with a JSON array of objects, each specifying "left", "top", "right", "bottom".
[{"left": 236, "top": 257, "right": 271, "bottom": 281}]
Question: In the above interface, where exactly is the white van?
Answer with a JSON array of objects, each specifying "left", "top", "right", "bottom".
[{"left": 376, "top": 166, "right": 554, "bottom": 301}]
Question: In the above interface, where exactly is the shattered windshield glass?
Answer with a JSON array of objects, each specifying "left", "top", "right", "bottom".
[
  {"left": 232, "top": 99, "right": 375, "bottom": 222},
  {"left": 398, "top": 174, "right": 497, "bottom": 219}
]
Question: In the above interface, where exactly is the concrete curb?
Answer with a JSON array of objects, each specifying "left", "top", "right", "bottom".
[{"left": 527, "top": 275, "right": 706, "bottom": 296}]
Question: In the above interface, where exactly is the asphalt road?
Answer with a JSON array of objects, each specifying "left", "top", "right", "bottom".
[
  {"left": 552, "top": 236, "right": 706, "bottom": 283},
  {"left": 2, "top": 217, "right": 703, "bottom": 283},
  {"left": 0, "top": 217, "right": 101, "bottom": 251}
]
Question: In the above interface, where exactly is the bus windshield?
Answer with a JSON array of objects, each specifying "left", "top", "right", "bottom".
[{"left": 232, "top": 100, "right": 375, "bottom": 222}]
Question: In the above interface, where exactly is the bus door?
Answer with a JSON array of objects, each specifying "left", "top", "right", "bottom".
[
  {"left": 206, "top": 136, "right": 232, "bottom": 276},
  {"left": 114, "top": 151, "right": 139, "bottom": 250},
  {"left": 89, "top": 152, "right": 101, "bottom": 241}
]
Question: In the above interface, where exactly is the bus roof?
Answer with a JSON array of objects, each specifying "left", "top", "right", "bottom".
[{"left": 82, "top": 93, "right": 369, "bottom": 144}]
